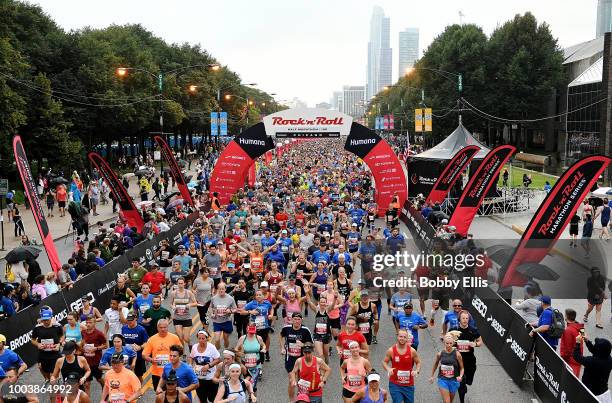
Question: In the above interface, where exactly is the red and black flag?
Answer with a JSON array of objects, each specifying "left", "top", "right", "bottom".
[
  {"left": 13, "top": 135, "right": 62, "bottom": 272},
  {"left": 154, "top": 136, "right": 194, "bottom": 208},
  {"left": 448, "top": 145, "right": 516, "bottom": 236},
  {"left": 426, "top": 145, "right": 480, "bottom": 205}
]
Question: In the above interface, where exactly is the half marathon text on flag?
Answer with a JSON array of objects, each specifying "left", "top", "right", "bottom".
[{"left": 275, "top": 132, "right": 340, "bottom": 138}]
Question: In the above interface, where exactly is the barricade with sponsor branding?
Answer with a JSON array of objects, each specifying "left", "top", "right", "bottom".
[
  {"left": 399, "top": 201, "right": 436, "bottom": 252},
  {"left": 0, "top": 212, "right": 198, "bottom": 366},
  {"left": 534, "top": 335, "right": 599, "bottom": 403}
]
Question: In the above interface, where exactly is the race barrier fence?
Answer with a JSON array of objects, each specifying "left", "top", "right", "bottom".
[
  {"left": 0, "top": 212, "right": 198, "bottom": 366},
  {"left": 400, "top": 203, "right": 599, "bottom": 402}
]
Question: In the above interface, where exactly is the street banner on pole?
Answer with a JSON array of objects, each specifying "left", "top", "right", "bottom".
[
  {"left": 415, "top": 109, "right": 423, "bottom": 132},
  {"left": 13, "top": 135, "right": 62, "bottom": 273},
  {"left": 389, "top": 114, "right": 395, "bottom": 130},
  {"left": 426, "top": 145, "right": 480, "bottom": 204},
  {"left": 500, "top": 155, "right": 611, "bottom": 288},
  {"left": 88, "top": 152, "right": 145, "bottom": 232},
  {"left": 219, "top": 111, "right": 228, "bottom": 137},
  {"left": 210, "top": 112, "right": 219, "bottom": 136},
  {"left": 448, "top": 145, "right": 516, "bottom": 236},
  {"left": 154, "top": 136, "right": 194, "bottom": 208},
  {"left": 383, "top": 115, "right": 389, "bottom": 130},
  {"left": 424, "top": 108, "right": 433, "bottom": 132},
  {"left": 247, "top": 162, "right": 256, "bottom": 187}
]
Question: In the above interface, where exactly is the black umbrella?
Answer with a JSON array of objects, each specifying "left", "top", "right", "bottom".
[
  {"left": 486, "top": 245, "right": 515, "bottom": 267},
  {"left": 50, "top": 176, "right": 70, "bottom": 186},
  {"left": 162, "top": 191, "right": 180, "bottom": 201},
  {"left": 134, "top": 169, "right": 150, "bottom": 176},
  {"left": 516, "top": 262, "right": 560, "bottom": 281},
  {"left": 5, "top": 246, "right": 42, "bottom": 264}
]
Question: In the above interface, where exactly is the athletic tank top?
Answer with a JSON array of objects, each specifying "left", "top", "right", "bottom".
[
  {"left": 438, "top": 349, "right": 459, "bottom": 379},
  {"left": 355, "top": 303, "right": 374, "bottom": 336},
  {"left": 314, "top": 310, "right": 331, "bottom": 337},
  {"left": 336, "top": 278, "right": 351, "bottom": 299},
  {"left": 267, "top": 272, "right": 283, "bottom": 294},
  {"left": 80, "top": 306, "right": 94, "bottom": 322},
  {"left": 389, "top": 344, "right": 414, "bottom": 386},
  {"left": 65, "top": 324, "right": 82, "bottom": 343},
  {"left": 343, "top": 358, "right": 366, "bottom": 392},
  {"left": 297, "top": 357, "right": 322, "bottom": 397},
  {"left": 63, "top": 390, "right": 82, "bottom": 403},
  {"left": 224, "top": 380, "right": 248, "bottom": 403},
  {"left": 250, "top": 254, "right": 264, "bottom": 274},
  {"left": 284, "top": 299, "right": 301, "bottom": 325},
  {"left": 295, "top": 261, "right": 308, "bottom": 281},
  {"left": 242, "top": 336, "right": 261, "bottom": 369},
  {"left": 313, "top": 272, "right": 327, "bottom": 296},
  {"left": 173, "top": 289, "right": 191, "bottom": 320},
  {"left": 361, "top": 385, "right": 385, "bottom": 403},
  {"left": 61, "top": 356, "right": 85, "bottom": 381},
  {"left": 324, "top": 291, "right": 340, "bottom": 319}
]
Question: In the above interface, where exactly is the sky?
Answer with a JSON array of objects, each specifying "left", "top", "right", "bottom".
[{"left": 31, "top": 0, "right": 597, "bottom": 106}]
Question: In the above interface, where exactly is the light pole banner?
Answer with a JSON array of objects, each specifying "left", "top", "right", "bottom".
[
  {"left": 424, "top": 108, "right": 433, "bottom": 132},
  {"left": 210, "top": 112, "right": 219, "bottom": 136},
  {"left": 415, "top": 109, "right": 423, "bottom": 132},
  {"left": 389, "top": 114, "right": 395, "bottom": 130},
  {"left": 154, "top": 136, "right": 194, "bottom": 208},
  {"left": 219, "top": 111, "right": 228, "bottom": 137},
  {"left": 383, "top": 115, "right": 389, "bottom": 130},
  {"left": 13, "top": 135, "right": 62, "bottom": 273}
]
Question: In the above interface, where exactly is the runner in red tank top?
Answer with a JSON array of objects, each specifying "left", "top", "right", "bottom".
[
  {"left": 383, "top": 329, "right": 421, "bottom": 403},
  {"left": 289, "top": 343, "right": 330, "bottom": 402}
]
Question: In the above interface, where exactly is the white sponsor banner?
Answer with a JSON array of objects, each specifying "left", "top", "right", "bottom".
[{"left": 263, "top": 108, "right": 353, "bottom": 138}]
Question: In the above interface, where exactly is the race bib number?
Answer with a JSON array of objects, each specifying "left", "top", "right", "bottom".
[
  {"left": 161, "top": 251, "right": 170, "bottom": 260},
  {"left": 237, "top": 300, "right": 247, "bottom": 309},
  {"left": 288, "top": 343, "right": 301, "bottom": 357},
  {"left": 397, "top": 370, "right": 412, "bottom": 384},
  {"left": 358, "top": 322, "right": 371, "bottom": 334},
  {"left": 368, "top": 215, "right": 375, "bottom": 220},
  {"left": 441, "top": 364, "right": 455, "bottom": 378},
  {"left": 342, "top": 349, "right": 351, "bottom": 360},
  {"left": 175, "top": 304, "right": 186, "bottom": 315},
  {"left": 109, "top": 393, "right": 126, "bottom": 403},
  {"left": 155, "top": 354, "right": 169, "bottom": 367},
  {"left": 270, "top": 285, "right": 278, "bottom": 294},
  {"left": 315, "top": 323, "right": 327, "bottom": 334},
  {"left": 348, "top": 375, "right": 362, "bottom": 387},
  {"left": 281, "top": 245, "right": 289, "bottom": 253},
  {"left": 244, "top": 353, "right": 258, "bottom": 368},
  {"left": 316, "top": 284, "right": 326, "bottom": 292},
  {"left": 297, "top": 270, "right": 303, "bottom": 279},
  {"left": 41, "top": 339, "right": 55, "bottom": 351},
  {"left": 255, "top": 315, "right": 266, "bottom": 330},
  {"left": 457, "top": 340, "right": 470, "bottom": 352},
  {"left": 84, "top": 344, "right": 95, "bottom": 357},
  {"left": 209, "top": 266, "right": 218, "bottom": 277},
  {"left": 297, "top": 379, "right": 311, "bottom": 394},
  {"left": 139, "top": 304, "right": 149, "bottom": 314},
  {"left": 432, "top": 299, "right": 440, "bottom": 308},
  {"left": 215, "top": 305, "right": 228, "bottom": 317}
]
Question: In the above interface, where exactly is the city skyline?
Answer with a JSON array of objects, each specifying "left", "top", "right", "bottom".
[
  {"left": 30, "top": 0, "right": 599, "bottom": 107},
  {"left": 366, "top": 6, "right": 392, "bottom": 100}
]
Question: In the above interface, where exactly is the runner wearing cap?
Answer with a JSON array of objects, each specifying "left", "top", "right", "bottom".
[
  {"left": 62, "top": 371, "right": 92, "bottom": 403},
  {"left": 442, "top": 299, "right": 475, "bottom": 338},
  {"left": 397, "top": 303, "right": 428, "bottom": 350},
  {"left": 31, "top": 308, "right": 64, "bottom": 382},
  {"left": 390, "top": 287, "right": 413, "bottom": 333},
  {"left": 214, "top": 362, "right": 256, "bottom": 403},
  {"left": 189, "top": 329, "right": 221, "bottom": 403},
  {"left": 142, "top": 319, "right": 182, "bottom": 390},
  {"left": 155, "top": 369, "right": 190, "bottom": 403},
  {"left": 157, "top": 344, "right": 198, "bottom": 401},
  {"left": 349, "top": 290, "right": 378, "bottom": 346},
  {"left": 100, "top": 352, "right": 142, "bottom": 403},
  {"left": 0, "top": 334, "right": 27, "bottom": 376},
  {"left": 289, "top": 342, "right": 331, "bottom": 403},
  {"left": 430, "top": 333, "right": 464, "bottom": 403},
  {"left": 350, "top": 372, "right": 388, "bottom": 402},
  {"left": 235, "top": 324, "right": 266, "bottom": 389},
  {"left": 383, "top": 329, "right": 421, "bottom": 403},
  {"left": 341, "top": 340, "right": 372, "bottom": 402},
  {"left": 50, "top": 340, "right": 90, "bottom": 393},
  {"left": 241, "top": 290, "right": 273, "bottom": 363},
  {"left": 121, "top": 312, "right": 149, "bottom": 381}
]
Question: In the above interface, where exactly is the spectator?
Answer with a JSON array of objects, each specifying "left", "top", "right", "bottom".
[
  {"left": 31, "top": 275, "right": 48, "bottom": 300},
  {"left": 574, "top": 335, "right": 612, "bottom": 402},
  {"left": 528, "top": 296, "right": 559, "bottom": 349},
  {"left": 15, "top": 284, "right": 36, "bottom": 311},
  {"left": 584, "top": 267, "right": 606, "bottom": 329},
  {"left": 44, "top": 272, "right": 59, "bottom": 296},
  {"left": 514, "top": 286, "right": 541, "bottom": 326},
  {"left": 58, "top": 264, "right": 75, "bottom": 289},
  {"left": 560, "top": 308, "right": 583, "bottom": 377},
  {"left": 582, "top": 214, "right": 593, "bottom": 258},
  {"left": 12, "top": 204, "right": 24, "bottom": 237},
  {"left": 0, "top": 285, "right": 16, "bottom": 318},
  {"left": 543, "top": 181, "right": 552, "bottom": 193}
]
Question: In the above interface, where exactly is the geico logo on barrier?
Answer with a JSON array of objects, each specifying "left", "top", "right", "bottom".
[
  {"left": 506, "top": 336, "right": 527, "bottom": 361},
  {"left": 486, "top": 315, "right": 506, "bottom": 337},
  {"left": 69, "top": 292, "right": 96, "bottom": 312},
  {"left": 10, "top": 330, "right": 33, "bottom": 351},
  {"left": 471, "top": 295, "right": 488, "bottom": 318}
]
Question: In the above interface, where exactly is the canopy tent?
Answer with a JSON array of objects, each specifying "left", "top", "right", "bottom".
[{"left": 407, "top": 124, "right": 491, "bottom": 197}]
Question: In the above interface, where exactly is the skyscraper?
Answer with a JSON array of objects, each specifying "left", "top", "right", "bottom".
[
  {"left": 342, "top": 86, "right": 365, "bottom": 117},
  {"left": 332, "top": 91, "right": 343, "bottom": 111},
  {"left": 366, "top": 6, "right": 392, "bottom": 100},
  {"left": 597, "top": 0, "right": 612, "bottom": 37},
  {"left": 399, "top": 28, "right": 419, "bottom": 75}
]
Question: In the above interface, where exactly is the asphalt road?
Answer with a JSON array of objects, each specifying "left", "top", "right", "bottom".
[{"left": 13, "top": 217, "right": 541, "bottom": 403}]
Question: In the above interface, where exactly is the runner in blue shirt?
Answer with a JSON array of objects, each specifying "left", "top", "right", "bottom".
[
  {"left": 443, "top": 299, "right": 476, "bottom": 336},
  {"left": 386, "top": 228, "right": 405, "bottom": 254},
  {"left": 357, "top": 235, "right": 377, "bottom": 273},
  {"left": 260, "top": 229, "right": 277, "bottom": 248},
  {"left": 242, "top": 291, "right": 274, "bottom": 339},
  {"left": 121, "top": 313, "right": 149, "bottom": 380},
  {"left": 348, "top": 207, "right": 366, "bottom": 230},
  {"left": 0, "top": 335, "right": 26, "bottom": 375},
  {"left": 390, "top": 289, "right": 414, "bottom": 331},
  {"left": 99, "top": 334, "right": 137, "bottom": 371},
  {"left": 133, "top": 285, "right": 155, "bottom": 325},
  {"left": 311, "top": 244, "right": 331, "bottom": 264},
  {"left": 159, "top": 345, "right": 199, "bottom": 400},
  {"left": 397, "top": 303, "right": 428, "bottom": 350}
]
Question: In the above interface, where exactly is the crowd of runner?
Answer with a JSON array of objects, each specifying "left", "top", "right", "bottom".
[{"left": 2, "top": 139, "right": 607, "bottom": 403}]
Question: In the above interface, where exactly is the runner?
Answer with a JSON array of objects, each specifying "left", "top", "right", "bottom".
[
  {"left": 50, "top": 341, "right": 90, "bottom": 393},
  {"left": 242, "top": 289, "right": 273, "bottom": 363},
  {"left": 341, "top": 341, "right": 372, "bottom": 402},
  {"left": 31, "top": 308, "right": 63, "bottom": 382},
  {"left": 337, "top": 317, "right": 369, "bottom": 362},
  {"left": 397, "top": 303, "right": 428, "bottom": 350},
  {"left": 99, "top": 334, "right": 137, "bottom": 372},
  {"left": 80, "top": 315, "right": 107, "bottom": 395},
  {"left": 156, "top": 345, "right": 199, "bottom": 401},
  {"left": 235, "top": 324, "right": 266, "bottom": 390},
  {"left": 211, "top": 282, "right": 237, "bottom": 349},
  {"left": 100, "top": 352, "right": 142, "bottom": 403},
  {"left": 213, "top": 363, "right": 257, "bottom": 403},
  {"left": 289, "top": 342, "right": 331, "bottom": 403},
  {"left": 142, "top": 295, "right": 172, "bottom": 337},
  {"left": 232, "top": 278, "right": 254, "bottom": 337},
  {"left": 452, "top": 311, "right": 482, "bottom": 403},
  {"left": 142, "top": 319, "right": 182, "bottom": 390},
  {"left": 349, "top": 290, "right": 378, "bottom": 345},
  {"left": 154, "top": 370, "right": 190, "bottom": 403},
  {"left": 280, "top": 313, "right": 313, "bottom": 401},
  {"left": 168, "top": 276, "right": 197, "bottom": 352},
  {"left": 350, "top": 372, "right": 388, "bottom": 402},
  {"left": 189, "top": 329, "right": 221, "bottom": 403},
  {"left": 429, "top": 334, "right": 464, "bottom": 403},
  {"left": 121, "top": 312, "right": 149, "bottom": 381},
  {"left": 383, "top": 329, "right": 421, "bottom": 403},
  {"left": 0, "top": 334, "right": 27, "bottom": 375}
]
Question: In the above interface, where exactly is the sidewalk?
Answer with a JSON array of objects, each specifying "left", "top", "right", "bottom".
[{"left": 0, "top": 167, "right": 198, "bottom": 259}]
